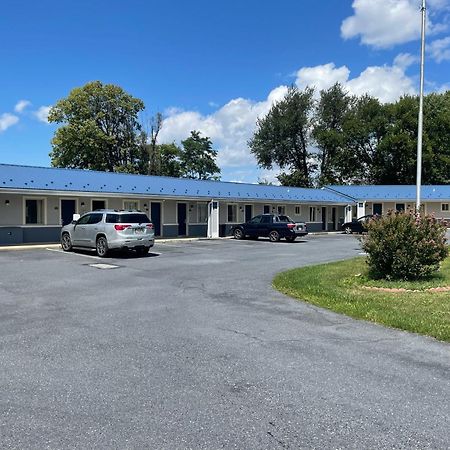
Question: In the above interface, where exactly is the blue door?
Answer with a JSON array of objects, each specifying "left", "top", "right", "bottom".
[
  {"left": 61, "top": 199, "right": 76, "bottom": 226},
  {"left": 151, "top": 202, "right": 161, "bottom": 237},
  {"left": 245, "top": 205, "right": 253, "bottom": 222},
  {"left": 177, "top": 203, "right": 187, "bottom": 236}
]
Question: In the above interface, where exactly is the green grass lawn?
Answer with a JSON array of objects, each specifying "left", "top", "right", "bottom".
[{"left": 273, "top": 257, "right": 450, "bottom": 342}]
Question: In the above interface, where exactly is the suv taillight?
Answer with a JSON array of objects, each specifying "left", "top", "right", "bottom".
[
  {"left": 114, "top": 224, "right": 131, "bottom": 231},
  {"left": 287, "top": 223, "right": 296, "bottom": 229},
  {"left": 146, "top": 223, "right": 154, "bottom": 229}
]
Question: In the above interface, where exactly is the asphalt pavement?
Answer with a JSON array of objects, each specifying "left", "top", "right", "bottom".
[{"left": 0, "top": 234, "right": 449, "bottom": 449}]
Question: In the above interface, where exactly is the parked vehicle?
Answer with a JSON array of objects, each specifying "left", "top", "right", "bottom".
[
  {"left": 60, "top": 210, "right": 155, "bottom": 257},
  {"left": 342, "top": 215, "right": 374, "bottom": 234},
  {"left": 231, "top": 214, "right": 308, "bottom": 242}
]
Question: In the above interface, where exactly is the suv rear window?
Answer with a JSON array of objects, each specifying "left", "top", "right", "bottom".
[
  {"left": 278, "top": 215, "right": 293, "bottom": 223},
  {"left": 106, "top": 214, "right": 151, "bottom": 224}
]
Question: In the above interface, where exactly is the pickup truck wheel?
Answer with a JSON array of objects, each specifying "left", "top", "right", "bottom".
[
  {"left": 96, "top": 236, "right": 109, "bottom": 257},
  {"left": 285, "top": 236, "right": 296, "bottom": 242},
  {"left": 344, "top": 226, "right": 353, "bottom": 234},
  {"left": 269, "top": 230, "right": 280, "bottom": 242},
  {"left": 61, "top": 233, "right": 73, "bottom": 252},
  {"left": 233, "top": 228, "right": 244, "bottom": 240}
]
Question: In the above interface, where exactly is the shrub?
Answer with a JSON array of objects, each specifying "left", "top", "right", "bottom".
[{"left": 361, "top": 210, "right": 449, "bottom": 280}]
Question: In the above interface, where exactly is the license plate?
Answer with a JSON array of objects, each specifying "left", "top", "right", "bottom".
[{"left": 135, "top": 228, "right": 145, "bottom": 234}]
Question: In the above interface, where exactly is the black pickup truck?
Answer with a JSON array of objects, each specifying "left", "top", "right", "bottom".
[{"left": 231, "top": 214, "right": 308, "bottom": 242}]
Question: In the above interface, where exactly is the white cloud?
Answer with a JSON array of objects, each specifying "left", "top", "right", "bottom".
[
  {"left": 0, "top": 113, "right": 19, "bottom": 132},
  {"left": 14, "top": 100, "right": 31, "bottom": 113},
  {"left": 295, "top": 57, "right": 416, "bottom": 103},
  {"left": 427, "top": 36, "right": 450, "bottom": 61},
  {"left": 34, "top": 105, "right": 51, "bottom": 123},
  {"left": 159, "top": 86, "right": 288, "bottom": 168},
  {"left": 159, "top": 57, "right": 419, "bottom": 179},
  {"left": 341, "top": 0, "right": 449, "bottom": 48}
]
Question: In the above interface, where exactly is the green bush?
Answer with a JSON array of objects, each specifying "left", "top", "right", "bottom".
[{"left": 361, "top": 210, "right": 449, "bottom": 280}]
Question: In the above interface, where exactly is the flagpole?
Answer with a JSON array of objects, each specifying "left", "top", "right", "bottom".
[{"left": 416, "top": 0, "right": 426, "bottom": 212}]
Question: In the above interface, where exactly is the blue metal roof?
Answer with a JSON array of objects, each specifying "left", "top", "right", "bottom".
[
  {"left": 0, "top": 164, "right": 349, "bottom": 203},
  {"left": 327, "top": 185, "right": 450, "bottom": 201}
]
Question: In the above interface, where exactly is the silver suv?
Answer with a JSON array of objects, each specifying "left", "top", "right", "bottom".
[{"left": 60, "top": 210, "right": 155, "bottom": 257}]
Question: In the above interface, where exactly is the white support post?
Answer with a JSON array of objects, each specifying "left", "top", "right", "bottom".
[
  {"left": 345, "top": 205, "right": 353, "bottom": 223},
  {"left": 207, "top": 200, "right": 219, "bottom": 239},
  {"left": 357, "top": 201, "right": 366, "bottom": 219}
]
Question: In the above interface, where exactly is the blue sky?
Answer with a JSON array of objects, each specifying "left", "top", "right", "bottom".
[{"left": 1, "top": 0, "right": 449, "bottom": 182}]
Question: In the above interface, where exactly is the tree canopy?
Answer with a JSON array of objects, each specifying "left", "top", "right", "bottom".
[
  {"left": 49, "top": 81, "right": 146, "bottom": 173},
  {"left": 249, "top": 83, "right": 450, "bottom": 186}
]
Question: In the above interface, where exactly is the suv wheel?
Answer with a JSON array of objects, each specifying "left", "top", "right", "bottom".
[
  {"left": 96, "top": 236, "right": 109, "bottom": 257},
  {"left": 61, "top": 233, "right": 73, "bottom": 252},
  {"left": 233, "top": 228, "right": 244, "bottom": 240},
  {"left": 344, "top": 226, "right": 353, "bottom": 234},
  {"left": 269, "top": 230, "right": 280, "bottom": 242}
]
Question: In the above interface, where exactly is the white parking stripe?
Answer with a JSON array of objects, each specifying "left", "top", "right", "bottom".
[{"left": 46, "top": 248, "right": 102, "bottom": 260}]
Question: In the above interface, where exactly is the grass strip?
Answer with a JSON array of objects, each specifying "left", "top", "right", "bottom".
[{"left": 273, "top": 257, "right": 450, "bottom": 342}]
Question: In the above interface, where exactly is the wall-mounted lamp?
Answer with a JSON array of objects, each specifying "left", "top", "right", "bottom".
[
  {"left": 80, "top": 202, "right": 85, "bottom": 207},
  {"left": 239, "top": 206, "right": 244, "bottom": 212},
  {"left": 54, "top": 206, "right": 59, "bottom": 210},
  {"left": 5, "top": 199, "right": 10, "bottom": 206},
  {"left": 144, "top": 203, "right": 148, "bottom": 208},
  {"left": 189, "top": 204, "right": 194, "bottom": 212}
]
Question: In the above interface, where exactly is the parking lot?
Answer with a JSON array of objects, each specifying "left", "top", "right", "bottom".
[{"left": 1, "top": 235, "right": 449, "bottom": 449}]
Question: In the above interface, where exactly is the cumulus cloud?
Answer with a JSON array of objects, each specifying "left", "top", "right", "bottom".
[
  {"left": 427, "top": 36, "right": 450, "bottom": 61},
  {"left": 14, "top": 100, "right": 31, "bottom": 113},
  {"left": 341, "top": 0, "right": 449, "bottom": 48},
  {"left": 295, "top": 57, "right": 416, "bottom": 103},
  {"left": 34, "top": 105, "right": 51, "bottom": 123},
  {"left": 159, "top": 85, "right": 288, "bottom": 168},
  {"left": 0, "top": 113, "right": 19, "bottom": 132},
  {"left": 159, "top": 57, "right": 419, "bottom": 177}
]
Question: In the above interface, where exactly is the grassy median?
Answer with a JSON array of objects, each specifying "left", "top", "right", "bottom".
[{"left": 273, "top": 257, "right": 450, "bottom": 342}]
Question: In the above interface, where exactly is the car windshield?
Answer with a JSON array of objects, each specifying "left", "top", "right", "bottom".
[{"left": 106, "top": 213, "right": 151, "bottom": 224}]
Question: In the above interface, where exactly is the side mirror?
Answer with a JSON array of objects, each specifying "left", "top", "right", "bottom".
[{"left": 71, "top": 220, "right": 78, "bottom": 225}]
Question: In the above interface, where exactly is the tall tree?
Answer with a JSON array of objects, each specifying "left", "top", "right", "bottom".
[
  {"left": 180, "top": 131, "right": 221, "bottom": 180},
  {"left": 248, "top": 86, "right": 315, "bottom": 187},
  {"left": 146, "top": 113, "right": 163, "bottom": 175},
  {"left": 158, "top": 143, "right": 183, "bottom": 177},
  {"left": 48, "top": 81, "right": 146, "bottom": 173},
  {"left": 313, "top": 83, "right": 352, "bottom": 185}
]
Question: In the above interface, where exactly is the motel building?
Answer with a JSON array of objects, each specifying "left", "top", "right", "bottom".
[{"left": 0, "top": 164, "right": 449, "bottom": 246}]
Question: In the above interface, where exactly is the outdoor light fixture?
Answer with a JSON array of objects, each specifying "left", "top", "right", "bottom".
[
  {"left": 5, "top": 199, "right": 10, "bottom": 206},
  {"left": 80, "top": 202, "right": 85, "bottom": 207}
]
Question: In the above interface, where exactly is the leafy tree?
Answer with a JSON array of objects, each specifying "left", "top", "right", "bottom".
[
  {"left": 313, "top": 83, "right": 353, "bottom": 185},
  {"left": 180, "top": 131, "right": 220, "bottom": 180},
  {"left": 158, "top": 143, "right": 183, "bottom": 177},
  {"left": 248, "top": 86, "right": 315, "bottom": 187},
  {"left": 48, "top": 81, "right": 146, "bottom": 173}
]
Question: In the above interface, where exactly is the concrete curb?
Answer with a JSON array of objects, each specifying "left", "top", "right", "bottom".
[{"left": 0, "top": 236, "right": 235, "bottom": 251}]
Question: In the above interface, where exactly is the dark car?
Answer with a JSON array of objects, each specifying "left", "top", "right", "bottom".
[
  {"left": 231, "top": 214, "right": 308, "bottom": 242},
  {"left": 342, "top": 215, "right": 374, "bottom": 234}
]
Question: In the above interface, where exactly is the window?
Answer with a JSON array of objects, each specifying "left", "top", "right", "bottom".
[
  {"left": 123, "top": 200, "right": 139, "bottom": 211},
  {"left": 263, "top": 205, "right": 271, "bottom": 214},
  {"left": 277, "top": 205, "right": 285, "bottom": 215},
  {"left": 92, "top": 200, "right": 106, "bottom": 211},
  {"left": 442, "top": 203, "right": 449, "bottom": 212},
  {"left": 249, "top": 215, "right": 262, "bottom": 224},
  {"left": 88, "top": 213, "right": 104, "bottom": 224},
  {"left": 227, "top": 204, "right": 237, "bottom": 222},
  {"left": 106, "top": 214, "right": 150, "bottom": 224},
  {"left": 295, "top": 206, "right": 301, "bottom": 215},
  {"left": 25, "top": 199, "right": 44, "bottom": 224},
  {"left": 77, "top": 214, "right": 91, "bottom": 225},
  {"left": 261, "top": 215, "right": 272, "bottom": 224},
  {"left": 198, "top": 203, "right": 208, "bottom": 223},
  {"left": 309, "top": 207, "right": 316, "bottom": 222}
]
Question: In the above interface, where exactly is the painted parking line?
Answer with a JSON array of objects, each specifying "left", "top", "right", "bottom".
[{"left": 46, "top": 248, "right": 102, "bottom": 260}]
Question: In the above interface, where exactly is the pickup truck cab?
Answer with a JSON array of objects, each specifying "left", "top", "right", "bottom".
[{"left": 231, "top": 214, "right": 308, "bottom": 242}]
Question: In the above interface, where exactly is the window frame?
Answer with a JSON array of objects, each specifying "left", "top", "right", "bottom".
[
  {"left": 441, "top": 203, "right": 449, "bottom": 212},
  {"left": 91, "top": 199, "right": 108, "bottom": 211},
  {"left": 227, "top": 203, "right": 238, "bottom": 223},
  {"left": 197, "top": 202, "right": 208, "bottom": 223},
  {"left": 309, "top": 206, "right": 317, "bottom": 222},
  {"left": 123, "top": 199, "right": 140, "bottom": 211},
  {"left": 295, "top": 205, "right": 301, "bottom": 215},
  {"left": 23, "top": 197, "right": 47, "bottom": 225},
  {"left": 277, "top": 205, "right": 286, "bottom": 215}
]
